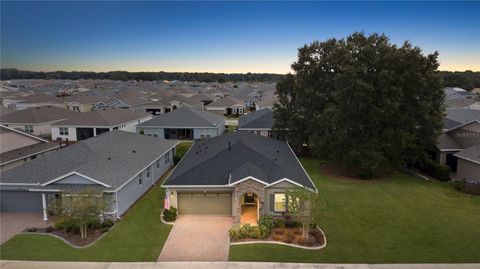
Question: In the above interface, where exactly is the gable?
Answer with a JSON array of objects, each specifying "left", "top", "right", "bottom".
[{"left": 55, "top": 174, "right": 99, "bottom": 185}]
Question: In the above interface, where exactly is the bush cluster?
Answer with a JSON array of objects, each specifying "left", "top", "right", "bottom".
[
  {"left": 421, "top": 160, "right": 451, "bottom": 181},
  {"left": 229, "top": 216, "right": 274, "bottom": 241},
  {"left": 53, "top": 217, "right": 114, "bottom": 234},
  {"left": 163, "top": 207, "right": 177, "bottom": 222}
]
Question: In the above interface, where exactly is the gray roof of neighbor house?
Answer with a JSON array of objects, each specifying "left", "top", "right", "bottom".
[
  {"left": 454, "top": 144, "right": 480, "bottom": 164},
  {"left": 443, "top": 118, "right": 462, "bottom": 130},
  {"left": 163, "top": 132, "right": 316, "bottom": 190},
  {"left": 436, "top": 133, "right": 462, "bottom": 151},
  {"left": 0, "top": 106, "right": 77, "bottom": 124},
  {"left": 138, "top": 106, "right": 224, "bottom": 128},
  {"left": 0, "top": 141, "right": 60, "bottom": 165},
  {"left": 52, "top": 108, "right": 151, "bottom": 127},
  {"left": 207, "top": 97, "right": 244, "bottom": 108},
  {"left": 445, "top": 108, "right": 480, "bottom": 125},
  {"left": 0, "top": 131, "right": 178, "bottom": 190},
  {"left": 238, "top": 108, "right": 273, "bottom": 129}
]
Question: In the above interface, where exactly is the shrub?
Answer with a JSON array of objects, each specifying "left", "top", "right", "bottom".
[
  {"left": 87, "top": 218, "right": 102, "bottom": 230},
  {"left": 285, "top": 220, "right": 301, "bottom": 228},
  {"left": 100, "top": 227, "right": 110, "bottom": 233},
  {"left": 229, "top": 224, "right": 263, "bottom": 240},
  {"left": 163, "top": 207, "right": 177, "bottom": 222},
  {"left": 45, "top": 226, "right": 54, "bottom": 233},
  {"left": 258, "top": 216, "right": 274, "bottom": 238},
  {"left": 101, "top": 219, "right": 115, "bottom": 229},
  {"left": 421, "top": 160, "right": 451, "bottom": 181},
  {"left": 229, "top": 225, "right": 242, "bottom": 241},
  {"left": 26, "top": 228, "right": 37, "bottom": 232},
  {"left": 274, "top": 218, "right": 285, "bottom": 228}
]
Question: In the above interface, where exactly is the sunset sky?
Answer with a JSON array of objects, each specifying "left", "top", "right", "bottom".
[{"left": 1, "top": 1, "right": 479, "bottom": 73}]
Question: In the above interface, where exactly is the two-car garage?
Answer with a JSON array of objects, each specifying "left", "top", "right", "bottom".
[
  {"left": 177, "top": 192, "right": 232, "bottom": 215},
  {"left": 0, "top": 191, "right": 43, "bottom": 213}
]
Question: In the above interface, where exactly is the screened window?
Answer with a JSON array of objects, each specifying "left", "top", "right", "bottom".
[
  {"left": 24, "top": 125, "right": 33, "bottom": 134},
  {"left": 138, "top": 172, "right": 143, "bottom": 185},
  {"left": 59, "top": 127, "right": 69, "bottom": 136},
  {"left": 156, "top": 159, "right": 160, "bottom": 168},
  {"left": 274, "top": 193, "right": 287, "bottom": 212},
  {"left": 147, "top": 167, "right": 151, "bottom": 178}
]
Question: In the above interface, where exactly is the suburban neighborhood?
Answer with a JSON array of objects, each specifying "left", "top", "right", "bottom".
[{"left": 0, "top": 1, "right": 479, "bottom": 269}]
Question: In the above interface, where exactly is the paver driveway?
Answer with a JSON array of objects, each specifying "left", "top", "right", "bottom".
[
  {"left": 0, "top": 213, "right": 52, "bottom": 244},
  {"left": 158, "top": 215, "right": 233, "bottom": 261}
]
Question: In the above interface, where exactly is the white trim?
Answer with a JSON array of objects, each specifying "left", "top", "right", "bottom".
[
  {"left": 228, "top": 176, "right": 269, "bottom": 186},
  {"left": 28, "top": 188, "right": 61, "bottom": 192},
  {"left": 162, "top": 185, "right": 232, "bottom": 188},
  {"left": 112, "top": 143, "right": 179, "bottom": 192},
  {"left": 0, "top": 145, "right": 60, "bottom": 166},
  {"left": 454, "top": 155, "right": 480, "bottom": 165},
  {"left": 0, "top": 124, "right": 49, "bottom": 142},
  {"left": 286, "top": 142, "right": 318, "bottom": 193},
  {"left": 0, "top": 182, "right": 40, "bottom": 186},
  {"left": 40, "top": 171, "right": 111, "bottom": 188},
  {"left": 137, "top": 126, "right": 221, "bottom": 129},
  {"left": 439, "top": 149, "right": 463, "bottom": 152},
  {"left": 267, "top": 178, "right": 310, "bottom": 190},
  {"left": 115, "top": 192, "right": 119, "bottom": 219},
  {"left": 161, "top": 142, "right": 195, "bottom": 187}
]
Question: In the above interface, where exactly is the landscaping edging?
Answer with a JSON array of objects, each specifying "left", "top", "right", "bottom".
[
  {"left": 21, "top": 229, "right": 110, "bottom": 249},
  {"left": 160, "top": 209, "right": 175, "bottom": 225},
  {"left": 230, "top": 226, "right": 327, "bottom": 250}
]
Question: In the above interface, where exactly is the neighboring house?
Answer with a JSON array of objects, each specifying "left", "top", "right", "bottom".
[
  {"left": 238, "top": 108, "right": 273, "bottom": 137},
  {"left": 66, "top": 96, "right": 106, "bottom": 112},
  {"left": 0, "top": 125, "right": 60, "bottom": 172},
  {"left": 444, "top": 87, "right": 477, "bottom": 100},
  {"left": 445, "top": 98, "right": 480, "bottom": 110},
  {"left": 444, "top": 108, "right": 480, "bottom": 130},
  {"left": 162, "top": 132, "right": 317, "bottom": 224},
  {"left": 454, "top": 144, "right": 480, "bottom": 183},
  {"left": 93, "top": 96, "right": 150, "bottom": 112},
  {"left": 435, "top": 120, "right": 480, "bottom": 177},
  {"left": 3, "top": 94, "right": 67, "bottom": 110},
  {"left": 205, "top": 96, "right": 246, "bottom": 116},
  {"left": 144, "top": 94, "right": 189, "bottom": 115},
  {"left": 51, "top": 108, "right": 153, "bottom": 141},
  {"left": 137, "top": 106, "right": 225, "bottom": 140},
  {"left": 0, "top": 131, "right": 178, "bottom": 219},
  {"left": 0, "top": 106, "right": 77, "bottom": 137},
  {"left": 182, "top": 94, "right": 214, "bottom": 111}
]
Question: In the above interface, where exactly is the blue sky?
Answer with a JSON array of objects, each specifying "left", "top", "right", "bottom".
[{"left": 1, "top": 1, "right": 479, "bottom": 73}]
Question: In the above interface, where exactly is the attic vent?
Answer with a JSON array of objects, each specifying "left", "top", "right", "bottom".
[
  {"left": 132, "top": 150, "right": 136, "bottom": 153},
  {"left": 108, "top": 157, "right": 111, "bottom": 160},
  {"left": 276, "top": 150, "right": 280, "bottom": 153}
]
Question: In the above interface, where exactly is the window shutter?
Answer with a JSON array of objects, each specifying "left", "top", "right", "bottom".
[{"left": 270, "top": 194, "right": 274, "bottom": 212}]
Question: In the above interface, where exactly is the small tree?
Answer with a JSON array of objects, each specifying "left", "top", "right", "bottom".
[
  {"left": 286, "top": 187, "right": 317, "bottom": 240},
  {"left": 50, "top": 188, "right": 110, "bottom": 240}
]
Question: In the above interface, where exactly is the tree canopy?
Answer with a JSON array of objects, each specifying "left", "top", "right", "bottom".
[{"left": 274, "top": 32, "right": 444, "bottom": 178}]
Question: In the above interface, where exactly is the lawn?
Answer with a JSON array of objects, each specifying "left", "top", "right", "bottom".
[
  {"left": 0, "top": 173, "right": 173, "bottom": 261},
  {"left": 230, "top": 158, "right": 480, "bottom": 263}
]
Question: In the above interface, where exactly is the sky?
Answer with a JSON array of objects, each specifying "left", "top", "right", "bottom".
[{"left": 1, "top": 1, "right": 479, "bottom": 74}]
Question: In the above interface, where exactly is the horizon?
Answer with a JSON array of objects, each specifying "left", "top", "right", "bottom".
[{"left": 1, "top": 2, "right": 479, "bottom": 73}]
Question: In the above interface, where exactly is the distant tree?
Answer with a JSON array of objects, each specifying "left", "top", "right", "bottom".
[
  {"left": 439, "top": 70, "right": 480, "bottom": 91},
  {"left": 274, "top": 32, "right": 444, "bottom": 178}
]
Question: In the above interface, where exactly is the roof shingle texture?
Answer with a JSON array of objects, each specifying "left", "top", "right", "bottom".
[
  {"left": 163, "top": 132, "right": 315, "bottom": 190},
  {"left": 238, "top": 108, "right": 273, "bottom": 129},
  {"left": 52, "top": 108, "right": 150, "bottom": 126},
  {"left": 138, "top": 106, "right": 224, "bottom": 128},
  {"left": 0, "top": 106, "right": 77, "bottom": 124},
  {"left": 0, "top": 131, "right": 177, "bottom": 190}
]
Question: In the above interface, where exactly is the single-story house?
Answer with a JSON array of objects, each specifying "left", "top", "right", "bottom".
[
  {"left": 0, "top": 106, "right": 77, "bottom": 137},
  {"left": 0, "top": 131, "right": 178, "bottom": 219},
  {"left": 205, "top": 96, "right": 246, "bottom": 116},
  {"left": 454, "top": 144, "right": 480, "bottom": 183},
  {"left": 51, "top": 108, "right": 153, "bottom": 141},
  {"left": 137, "top": 106, "right": 225, "bottom": 140},
  {"left": 66, "top": 95, "right": 106, "bottom": 112},
  {"left": 238, "top": 108, "right": 273, "bottom": 138},
  {"left": 3, "top": 94, "right": 68, "bottom": 110},
  {"left": 0, "top": 125, "right": 60, "bottom": 172},
  {"left": 435, "top": 120, "right": 480, "bottom": 175},
  {"left": 162, "top": 132, "right": 317, "bottom": 224}
]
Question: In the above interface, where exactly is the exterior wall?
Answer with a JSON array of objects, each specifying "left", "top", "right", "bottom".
[
  {"left": 51, "top": 126, "right": 77, "bottom": 141},
  {"left": 233, "top": 179, "right": 266, "bottom": 223},
  {"left": 67, "top": 102, "right": 94, "bottom": 112},
  {"left": 449, "top": 123, "right": 480, "bottom": 148},
  {"left": 6, "top": 123, "right": 53, "bottom": 137},
  {"left": 116, "top": 150, "right": 173, "bottom": 216},
  {"left": 265, "top": 181, "right": 296, "bottom": 216},
  {"left": 206, "top": 107, "right": 225, "bottom": 116},
  {"left": 456, "top": 159, "right": 480, "bottom": 182},
  {"left": 120, "top": 115, "right": 153, "bottom": 133},
  {"left": 193, "top": 127, "right": 222, "bottom": 139},
  {"left": 0, "top": 132, "right": 39, "bottom": 153},
  {"left": 141, "top": 127, "right": 165, "bottom": 138}
]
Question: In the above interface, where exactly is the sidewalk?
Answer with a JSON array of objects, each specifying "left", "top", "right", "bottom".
[{"left": 1, "top": 261, "right": 479, "bottom": 269}]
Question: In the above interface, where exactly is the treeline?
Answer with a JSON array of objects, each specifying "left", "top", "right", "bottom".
[
  {"left": 0, "top": 69, "right": 283, "bottom": 82},
  {"left": 438, "top": 71, "right": 480, "bottom": 91}
]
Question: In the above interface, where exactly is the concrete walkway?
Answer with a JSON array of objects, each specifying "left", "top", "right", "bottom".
[
  {"left": 1, "top": 261, "right": 479, "bottom": 269},
  {"left": 0, "top": 213, "right": 52, "bottom": 244},
  {"left": 157, "top": 215, "right": 233, "bottom": 261}
]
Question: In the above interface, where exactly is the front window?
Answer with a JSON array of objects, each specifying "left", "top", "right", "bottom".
[
  {"left": 274, "top": 193, "right": 287, "bottom": 212},
  {"left": 59, "top": 127, "right": 69, "bottom": 136},
  {"left": 24, "top": 125, "right": 33, "bottom": 134},
  {"left": 138, "top": 172, "right": 143, "bottom": 185}
]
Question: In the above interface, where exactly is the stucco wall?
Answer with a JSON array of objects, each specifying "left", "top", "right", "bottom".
[
  {"left": 0, "top": 132, "right": 39, "bottom": 153},
  {"left": 265, "top": 181, "right": 296, "bottom": 215},
  {"left": 51, "top": 127, "right": 77, "bottom": 141}
]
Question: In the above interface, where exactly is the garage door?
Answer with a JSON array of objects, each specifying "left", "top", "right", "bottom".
[
  {"left": 178, "top": 192, "right": 232, "bottom": 215},
  {"left": 0, "top": 191, "right": 43, "bottom": 212}
]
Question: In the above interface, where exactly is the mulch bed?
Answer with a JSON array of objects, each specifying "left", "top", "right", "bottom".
[
  {"left": 24, "top": 227, "right": 106, "bottom": 247},
  {"left": 319, "top": 163, "right": 389, "bottom": 182},
  {"left": 234, "top": 227, "right": 324, "bottom": 247}
]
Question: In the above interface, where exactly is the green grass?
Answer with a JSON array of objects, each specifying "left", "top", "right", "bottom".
[
  {"left": 227, "top": 125, "right": 237, "bottom": 133},
  {"left": 176, "top": 141, "right": 193, "bottom": 157},
  {"left": 230, "top": 159, "right": 480, "bottom": 263},
  {"left": 0, "top": 175, "right": 172, "bottom": 261}
]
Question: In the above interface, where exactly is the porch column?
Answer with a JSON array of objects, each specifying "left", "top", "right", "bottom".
[{"left": 42, "top": 193, "right": 48, "bottom": 221}]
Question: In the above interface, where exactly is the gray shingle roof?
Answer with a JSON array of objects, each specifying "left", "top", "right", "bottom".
[
  {"left": 138, "top": 106, "right": 224, "bottom": 128},
  {"left": 0, "top": 131, "right": 178, "bottom": 190},
  {"left": 0, "top": 106, "right": 77, "bottom": 124},
  {"left": 445, "top": 108, "right": 480, "bottom": 124},
  {"left": 52, "top": 108, "right": 151, "bottom": 127},
  {"left": 238, "top": 108, "right": 273, "bottom": 129},
  {"left": 0, "top": 141, "right": 59, "bottom": 165},
  {"left": 163, "top": 132, "right": 315, "bottom": 190},
  {"left": 207, "top": 97, "right": 244, "bottom": 108},
  {"left": 454, "top": 144, "right": 480, "bottom": 164}
]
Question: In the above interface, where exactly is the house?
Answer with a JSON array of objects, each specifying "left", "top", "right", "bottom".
[
  {"left": 0, "top": 125, "right": 60, "bottom": 172},
  {"left": 444, "top": 108, "right": 480, "bottom": 130},
  {"left": 51, "top": 108, "right": 153, "bottom": 141},
  {"left": 0, "top": 131, "right": 178, "bottom": 220},
  {"left": 454, "top": 144, "right": 480, "bottom": 183},
  {"left": 162, "top": 132, "right": 317, "bottom": 224},
  {"left": 205, "top": 96, "right": 246, "bottom": 116},
  {"left": 66, "top": 95, "right": 106, "bottom": 112},
  {"left": 445, "top": 98, "right": 480, "bottom": 110},
  {"left": 435, "top": 120, "right": 480, "bottom": 176},
  {"left": 444, "top": 87, "right": 477, "bottom": 100},
  {"left": 238, "top": 108, "right": 273, "bottom": 137},
  {"left": 93, "top": 96, "right": 150, "bottom": 112},
  {"left": 137, "top": 106, "right": 225, "bottom": 140},
  {"left": 0, "top": 106, "right": 77, "bottom": 137},
  {"left": 144, "top": 94, "right": 189, "bottom": 115},
  {"left": 3, "top": 94, "right": 67, "bottom": 110}
]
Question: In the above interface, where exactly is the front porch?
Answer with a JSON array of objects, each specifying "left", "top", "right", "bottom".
[{"left": 240, "top": 205, "right": 258, "bottom": 226}]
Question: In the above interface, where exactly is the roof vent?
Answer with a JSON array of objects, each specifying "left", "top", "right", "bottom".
[
  {"left": 108, "top": 157, "right": 111, "bottom": 160},
  {"left": 132, "top": 150, "right": 136, "bottom": 153}
]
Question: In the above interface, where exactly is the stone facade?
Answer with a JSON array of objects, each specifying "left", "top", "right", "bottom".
[{"left": 232, "top": 178, "right": 266, "bottom": 223}]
